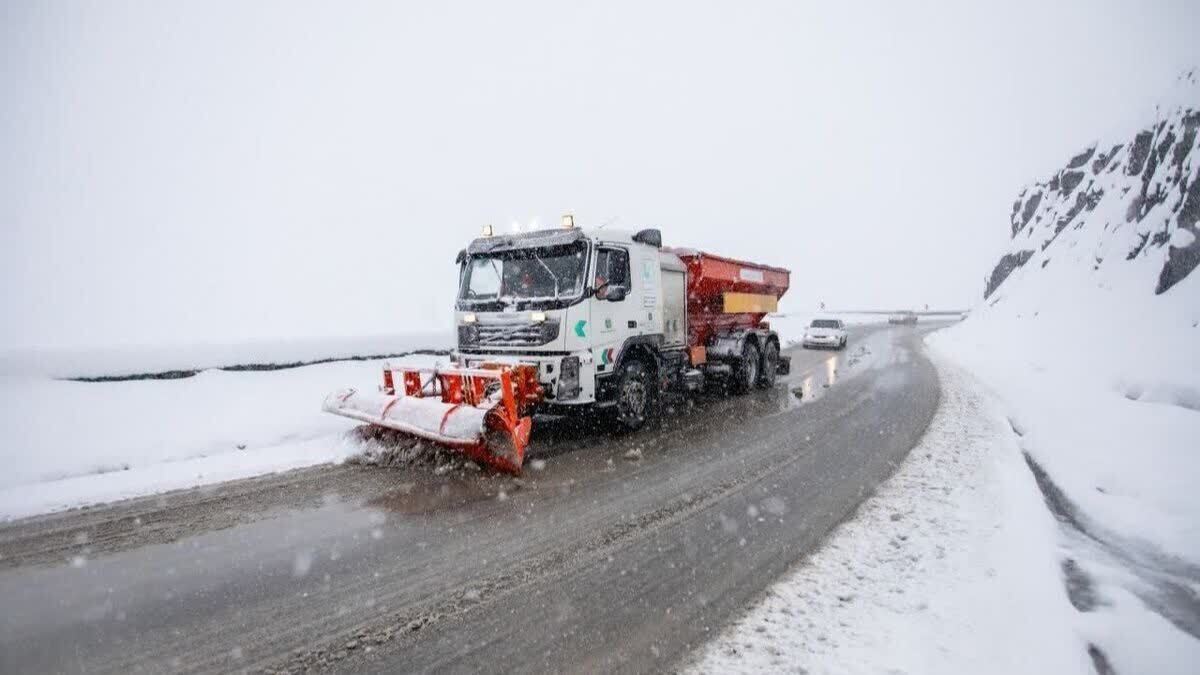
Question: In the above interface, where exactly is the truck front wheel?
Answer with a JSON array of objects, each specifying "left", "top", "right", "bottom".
[
  {"left": 615, "top": 359, "right": 653, "bottom": 431},
  {"left": 731, "top": 342, "right": 760, "bottom": 394}
]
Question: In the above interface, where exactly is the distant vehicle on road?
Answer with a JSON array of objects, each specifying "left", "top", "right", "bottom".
[
  {"left": 802, "top": 318, "right": 847, "bottom": 350},
  {"left": 889, "top": 311, "right": 919, "bottom": 325}
]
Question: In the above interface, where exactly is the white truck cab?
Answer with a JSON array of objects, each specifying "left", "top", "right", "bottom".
[
  {"left": 454, "top": 224, "right": 678, "bottom": 412},
  {"left": 453, "top": 218, "right": 787, "bottom": 430}
]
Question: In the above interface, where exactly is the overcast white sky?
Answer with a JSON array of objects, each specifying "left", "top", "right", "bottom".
[{"left": 3, "top": 0, "right": 1198, "bottom": 351}]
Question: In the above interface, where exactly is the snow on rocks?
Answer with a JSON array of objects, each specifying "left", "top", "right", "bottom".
[
  {"left": 988, "top": 69, "right": 1199, "bottom": 301},
  {"left": 688, "top": 360, "right": 1088, "bottom": 675}
]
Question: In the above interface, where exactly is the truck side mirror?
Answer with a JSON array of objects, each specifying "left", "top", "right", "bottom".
[
  {"left": 633, "top": 228, "right": 662, "bottom": 247},
  {"left": 605, "top": 285, "right": 628, "bottom": 302},
  {"left": 455, "top": 249, "right": 466, "bottom": 265}
]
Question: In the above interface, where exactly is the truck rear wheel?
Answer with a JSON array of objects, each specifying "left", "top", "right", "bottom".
[
  {"left": 757, "top": 341, "right": 779, "bottom": 389},
  {"left": 731, "top": 342, "right": 759, "bottom": 394},
  {"left": 615, "top": 359, "right": 653, "bottom": 431}
]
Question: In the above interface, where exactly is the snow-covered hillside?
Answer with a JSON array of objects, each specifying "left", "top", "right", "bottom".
[
  {"left": 987, "top": 69, "right": 1200, "bottom": 303},
  {"left": 945, "top": 69, "right": 1199, "bottom": 546},
  {"left": 933, "top": 70, "right": 1200, "bottom": 671}
]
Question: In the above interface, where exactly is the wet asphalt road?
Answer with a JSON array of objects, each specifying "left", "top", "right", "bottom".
[{"left": 0, "top": 324, "right": 941, "bottom": 674}]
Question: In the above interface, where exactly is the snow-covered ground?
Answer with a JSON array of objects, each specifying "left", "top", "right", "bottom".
[
  {"left": 928, "top": 259, "right": 1200, "bottom": 673},
  {"left": 0, "top": 331, "right": 451, "bottom": 379},
  {"left": 933, "top": 271, "right": 1200, "bottom": 531},
  {"left": 692, "top": 339, "right": 1200, "bottom": 675},
  {"left": 689, "top": 359, "right": 1093, "bottom": 675},
  {"left": 931, "top": 325, "right": 1200, "bottom": 674},
  {"left": 932, "top": 250, "right": 1200, "bottom": 564},
  {"left": 0, "top": 352, "right": 448, "bottom": 521}
]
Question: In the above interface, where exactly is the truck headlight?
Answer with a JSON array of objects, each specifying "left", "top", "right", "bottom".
[
  {"left": 457, "top": 323, "right": 479, "bottom": 346},
  {"left": 557, "top": 356, "right": 581, "bottom": 400}
]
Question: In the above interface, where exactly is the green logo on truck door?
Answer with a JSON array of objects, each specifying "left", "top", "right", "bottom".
[{"left": 574, "top": 319, "right": 587, "bottom": 337}]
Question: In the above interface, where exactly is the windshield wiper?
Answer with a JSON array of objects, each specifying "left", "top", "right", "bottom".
[{"left": 532, "top": 254, "right": 561, "bottom": 299}]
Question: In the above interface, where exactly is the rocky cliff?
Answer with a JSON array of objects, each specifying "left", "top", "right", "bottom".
[{"left": 986, "top": 70, "right": 1199, "bottom": 300}]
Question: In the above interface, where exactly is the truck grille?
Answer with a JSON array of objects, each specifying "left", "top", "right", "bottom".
[{"left": 459, "top": 320, "right": 560, "bottom": 348}]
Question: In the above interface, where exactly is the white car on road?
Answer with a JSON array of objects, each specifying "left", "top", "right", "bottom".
[{"left": 802, "top": 318, "right": 848, "bottom": 350}]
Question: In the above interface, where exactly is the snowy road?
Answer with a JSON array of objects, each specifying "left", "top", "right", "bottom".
[{"left": 0, "top": 324, "right": 942, "bottom": 674}]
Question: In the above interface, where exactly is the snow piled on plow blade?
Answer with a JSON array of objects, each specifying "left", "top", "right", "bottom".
[{"left": 322, "top": 388, "right": 489, "bottom": 446}]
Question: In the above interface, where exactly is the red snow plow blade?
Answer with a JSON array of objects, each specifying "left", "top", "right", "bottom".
[{"left": 323, "top": 362, "right": 542, "bottom": 474}]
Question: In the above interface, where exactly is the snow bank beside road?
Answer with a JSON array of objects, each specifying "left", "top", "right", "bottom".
[
  {"left": 0, "top": 353, "right": 447, "bottom": 520},
  {"left": 0, "top": 332, "right": 451, "bottom": 379},
  {"left": 932, "top": 287, "right": 1200, "bottom": 562},
  {"left": 690, "top": 360, "right": 1088, "bottom": 674},
  {"left": 929, "top": 269, "right": 1200, "bottom": 672}
]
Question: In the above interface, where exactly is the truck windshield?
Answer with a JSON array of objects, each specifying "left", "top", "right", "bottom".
[{"left": 460, "top": 243, "right": 587, "bottom": 303}]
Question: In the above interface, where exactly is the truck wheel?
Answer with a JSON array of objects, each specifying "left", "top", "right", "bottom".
[
  {"left": 615, "top": 359, "right": 653, "bottom": 431},
  {"left": 731, "top": 342, "right": 759, "bottom": 394},
  {"left": 757, "top": 341, "right": 779, "bottom": 389}
]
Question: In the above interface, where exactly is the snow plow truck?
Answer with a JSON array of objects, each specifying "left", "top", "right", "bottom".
[{"left": 323, "top": 215, "right": 791, "bottom": 473}]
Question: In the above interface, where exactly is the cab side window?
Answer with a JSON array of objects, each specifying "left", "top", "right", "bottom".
[{"left": 594, "top": 247, "right": 630, "bottom": 298}]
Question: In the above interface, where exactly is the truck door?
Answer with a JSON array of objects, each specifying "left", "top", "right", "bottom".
[{"left": 590, "top": 246, "right": 632, "bottom": 377}]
